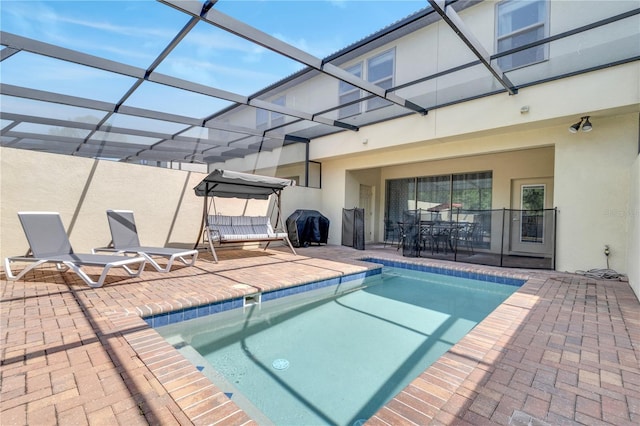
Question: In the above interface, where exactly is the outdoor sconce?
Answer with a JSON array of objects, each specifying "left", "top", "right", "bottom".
[{"left": 569, "top": 116, "right": 593, "bottom": 133}]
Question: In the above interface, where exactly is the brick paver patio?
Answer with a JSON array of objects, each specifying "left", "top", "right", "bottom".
[{"left": 2, "top": 245, "right": 638, "bottom": 425}]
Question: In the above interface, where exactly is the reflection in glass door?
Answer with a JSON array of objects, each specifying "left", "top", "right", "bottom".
[
  {"left": 520, "top": 184, "right": 545, "bottom": 243},
  {"left": 510, "top": 178, "right": 553, "bottom": 255}
]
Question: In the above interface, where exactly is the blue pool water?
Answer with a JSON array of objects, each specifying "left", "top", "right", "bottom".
[{"left": 155, "top": 265, "right": 521, "bottom": 426}]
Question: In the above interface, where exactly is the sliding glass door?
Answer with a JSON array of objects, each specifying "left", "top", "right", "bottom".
[
  {"left": 385, "top": 171, "right": 492, "bottom": 224},
  {"left": 452, "top": 172, "right": 492, "bottom": 210},
  {"left": 385, "top": 178, "right": 415, "bottom": 224}
]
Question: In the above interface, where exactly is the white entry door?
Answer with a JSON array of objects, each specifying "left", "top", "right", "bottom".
[{"left": 510, "top": 178, "right": 554, "bottom": 255}]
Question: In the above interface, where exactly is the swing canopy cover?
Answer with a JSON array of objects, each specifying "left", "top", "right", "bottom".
[{"left": 193, "top": 169, "right": 295, "bottom": 200}]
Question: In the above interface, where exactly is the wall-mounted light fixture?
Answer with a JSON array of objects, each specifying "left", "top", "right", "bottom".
[{"left": 569, "top": 116, "right": 593, "bottom": 133}]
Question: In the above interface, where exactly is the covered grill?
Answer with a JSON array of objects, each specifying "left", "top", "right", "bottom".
[{"left": 286, "top": 210, "right": 330, "bottom": 247}]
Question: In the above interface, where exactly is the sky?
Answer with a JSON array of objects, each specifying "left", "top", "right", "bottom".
[{"left": 1, "top": 0, "right": 428, "bottom": 114}]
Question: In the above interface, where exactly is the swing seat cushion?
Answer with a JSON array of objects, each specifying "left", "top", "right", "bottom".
[{"left": 207, "top": 215, "right": 287, "bottom": 242}]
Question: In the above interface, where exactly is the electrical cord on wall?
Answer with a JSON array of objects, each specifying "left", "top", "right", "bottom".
[
  {"left": 575, "top": 245, "right": 626, "bottom": 280},
  {"left": 575, "top": 268, "right": 625, "bottom": 280}
]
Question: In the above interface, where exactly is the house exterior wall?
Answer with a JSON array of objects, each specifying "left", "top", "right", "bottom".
[
  {"left": 304, "top": 60, "right": 638, "bottom": 294},
  {"left": 628, "top": 155, "right": 640, "bottom": 299},
  {"left": 208, "top": 0, "right": 639, "bottom": 298},
  {"left": 379, "top": 146, "right": 555, "bottom": 250},
  {"left": 209, "top": 1, "right": 638, "bottom": 136},
  {"left": 280, "top": 186, "right": 324, "bottom": 224},
  {"left": 555, "top": 113, "right": 639, "bottom": 276}
]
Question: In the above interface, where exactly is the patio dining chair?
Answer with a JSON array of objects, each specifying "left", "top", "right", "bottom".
[
  {"left": 453, "top": 222, "right": 477, "bottom": 254},
  {"left": 383, "top": 219, "right": 399, "bottom": 247},
  {"left": 4, "top": 212, "right": 146, "bottom": 288},
  {"left": 94, "top": 210, "right": 198, "bottom": 272},
  {"left": 428, "top": 221, "right": 455, "bottom": 254}
]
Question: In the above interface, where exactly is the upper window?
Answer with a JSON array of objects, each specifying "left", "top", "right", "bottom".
[
  {"left": 366, "top": 50, "right": 394, "bottom": 111},
  {"left": 256, "top": 95, "right": 286, "bottom": 131},
  {"left": 338, "top": 49, "right": 395, "bottom": 119},
  {"left": 338, "top": 63, "right": 363, "bottom": 119},
  {"left": 496, "top": 0, "right": 548, "bottom": 71}
]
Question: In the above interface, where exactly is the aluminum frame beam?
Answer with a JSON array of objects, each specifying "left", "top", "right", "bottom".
[
  {"left": 159, "top": 0, "right": 428, "bottom": 115},
  {"left": 0, "top": 31, "right": 358, "bottom": 133},
  {"left": 427, "top": 0, "right": 517, "bottom": 95},
  {"left": 0, "top": 84, "right": 297, "bottom": 162},
  {"left": 0, "top": 84, "right": 260, "bottom": 139}
]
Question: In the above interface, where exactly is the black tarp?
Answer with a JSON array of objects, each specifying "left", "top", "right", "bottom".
[
  {"left": 286, "top": 210, "right": 329, "bottom": 247},
  {"left": 341, "top": 208, "right": 365, "bottom": 250}
]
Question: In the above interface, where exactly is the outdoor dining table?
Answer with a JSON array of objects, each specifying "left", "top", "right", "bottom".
[
  {"left": 397, "top": 219, "right": 469, "bottom": 255},
  {"left": 420, "top": 221, "right": 469, "bottom": 254}
]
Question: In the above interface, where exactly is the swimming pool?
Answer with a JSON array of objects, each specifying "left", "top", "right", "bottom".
[{"left": 155, "top": 262, "right": 523, "bottom": 425}]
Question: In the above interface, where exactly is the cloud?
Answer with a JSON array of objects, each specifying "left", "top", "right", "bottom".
[
  {"left": 327, "top": 0, "right": 348, "bottom": 9},
  {"left": 271, "top": 32, "right": 342, "bottom": 60},
  {"left": 54, "top": 15, "right": 170, "bottom": 39},
  {"left": 163, "top": 56, "right": 283, "bottom": 94},
  {"left": 187, "top": 30, "right": 267, "bottom": 56}
]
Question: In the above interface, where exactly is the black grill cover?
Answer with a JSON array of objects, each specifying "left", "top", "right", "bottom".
[{"left": 286, "top": 210, "right": 330, "bottom": 247}]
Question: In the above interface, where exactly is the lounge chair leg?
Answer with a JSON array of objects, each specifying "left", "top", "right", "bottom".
[
  {"left": 121, "top": 260, "right": 147, "bottom": 277},
  {"left": 64, "top": 258, "right": 146, "bottom": 288},
  {"left": 3, "top": 258, "right": 48, "bottom": 281},
  {"left": 140, "top": 251, "right": 198, "bottom": 273},
  {"left": 177, "top": 252, "right": 198, "bottom": 267}
]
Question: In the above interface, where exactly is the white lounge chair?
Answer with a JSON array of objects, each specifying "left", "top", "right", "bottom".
[
  {"left": 94, "top": 210, "right": 198, "bottom": 272},
  {"left": 4, "top": 212, "right": 147, "bottom": 288}
]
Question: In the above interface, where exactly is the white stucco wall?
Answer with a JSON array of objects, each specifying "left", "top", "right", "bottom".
[
  {"left": 280, "top": 185, "right": 324, "bottom": 222},
  {"left": 627, "top": 154, "right": 640, "bottom": 300},
  {"left": 0, "top": 148, "right": 207, "bottom": 259},
  {"left": 554, "top": 114, "right": 638, "bottom": 275}
]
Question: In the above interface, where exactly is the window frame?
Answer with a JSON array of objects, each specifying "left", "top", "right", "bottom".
[
  {"left": 338, "top": 62, "right": 363, "bottom": 119},
  {"left": 338, "top": 48, "right": 396, "bottom": 118},
  {"left": 256, "top": 95, "right": 286, "bottom": 131},
  {"left": 366, "top": 48, "right": 395, "bottom": 112},
  {"left": 495, "top": 0, "right": 549, "bottom": 71}
]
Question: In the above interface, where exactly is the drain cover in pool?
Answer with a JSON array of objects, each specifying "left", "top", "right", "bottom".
[{"left": 272, "top": 358, "right": 290, "bottom": 370}]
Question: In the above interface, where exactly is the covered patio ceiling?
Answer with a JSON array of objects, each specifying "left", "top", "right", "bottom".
[{"left": 1, "top": 0, "right": 639, "bottom": 166}]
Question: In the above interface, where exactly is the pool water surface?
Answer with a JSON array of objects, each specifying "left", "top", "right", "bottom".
[{"left": 156, "top": 265, "right": 521, "bottom": 425}]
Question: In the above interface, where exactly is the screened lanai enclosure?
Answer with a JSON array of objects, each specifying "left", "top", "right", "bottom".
[
  {"left": 1, "top": 0, "right": 638, "bottom": 170},
  {"left": 1, "top": 1, "right": 638, "bottom": 270}
]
